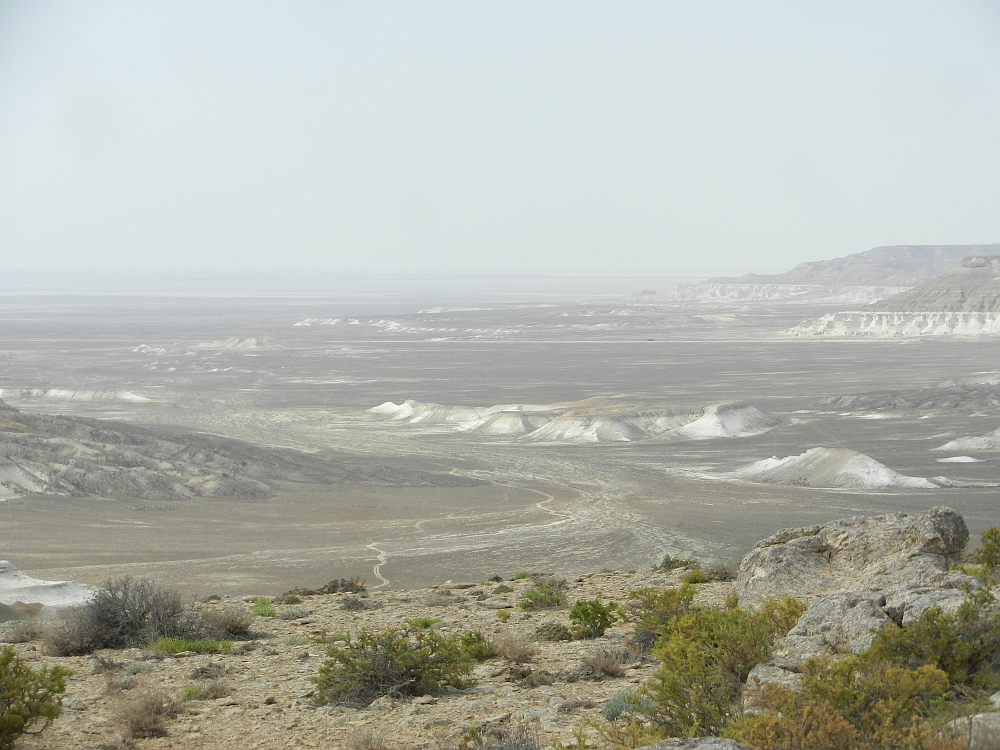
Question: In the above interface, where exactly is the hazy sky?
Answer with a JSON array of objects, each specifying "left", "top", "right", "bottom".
[{"left": 2, "top": 1, "right": 999, "bottom": 276}]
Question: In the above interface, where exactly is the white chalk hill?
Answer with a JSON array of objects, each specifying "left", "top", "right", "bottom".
[
  {"left": 369, "top": 400, "right": 778, "bottom": 443},
  {"left": 725, "top": 447, "right": 959, "bottom": 489},
  {"left": 935, "top": 427, "right": 1000, "bottom": 452},
  {"left": 0, "top": 561, "right": 92, "bottom": 617}
]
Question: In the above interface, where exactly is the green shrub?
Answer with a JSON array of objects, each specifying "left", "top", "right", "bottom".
[
  {"left": 627, "top": 584, "right": 695, "bottom": 652},
  {"left": 730, "top": 656, "right": 951, "bottom": 750},
  {"left": 124, "top": 662, "right": 153, "bottom": 675},
  {"left": 513, "top": 572, "right": 531, "bottom": 580},
  {"left": 458, "top": 631, "right": 497, "bottom": 660},
  {"left": 0, "top": 646, "right": 69, "bottom": 748},
  {"left": 316, "top": 629, "right": 473, "bottom": 707},
  {"left": 152, "top": 638, "right": 231, "bottom": 655},
  {"left": 653, "top": 554, "right": 697, "bottom": 572},
  {"left": 250, "top": 598, "right": 276, "bottom": 618},
  {"left": 973, "top": 527, "right": 1000, "bottom": 573},
  {"left": 569, "top": 597, "right": 621, "bottom": 638},
  {"left": 282, "top": 636, "right": 311, "bottom": 646},
  {"left": 410, "top": 617, "right": 440, "bottom": 629},
  {"left": 535, "top": 622, "right": 574, "bottom": 642},
  {"left": 869, "top": 585, "right": 1000, "bottom": 691},
  {"left": 519, "top": 583, "right": 567, "bottom": 611},
  {"left": 603, "top": 691, "right": 655, "bottom": 722},
  {"left": 680, "top": 568, "right": 708, "bottom": 584},
  {"left": 644, "top": 606, "right": 779, "bottom": 737},
  {"left": 496, "top": 610, "right": 510, "bottom": 621},
  {"left": 492, "top": 584, "right": 514, "bottom": 594}
]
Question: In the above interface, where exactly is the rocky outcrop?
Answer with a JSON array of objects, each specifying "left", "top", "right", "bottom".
[{"left": 737, "top": 507, "right": 976, "bottom": 698}]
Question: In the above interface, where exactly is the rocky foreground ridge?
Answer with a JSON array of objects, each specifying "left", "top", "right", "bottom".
[{"left": 4, "top": 506, "right": 1000, "bottom": 750}]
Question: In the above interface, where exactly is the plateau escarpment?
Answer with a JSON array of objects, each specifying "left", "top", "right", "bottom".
[{"left": 787, "top": 256, "right": 1000, "bottom": 337}]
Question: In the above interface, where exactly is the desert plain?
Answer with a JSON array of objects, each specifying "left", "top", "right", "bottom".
[{"left": 1, "top": 275, "right": 997, "bottom": 596}]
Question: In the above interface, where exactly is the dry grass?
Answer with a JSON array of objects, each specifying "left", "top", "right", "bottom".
[
  {"left": 348, "top": 726, "right": 393, "bottom": 750},
  {"left": 195, "top": 679, "right": 231, "bottom": 700},
  {"left": 495, "top": 636, "right": 536, "bottom": 664},
  {"left": 581, "top": 643, "right": 637, "bottom": 678},
  {"left": 2, "top": 620, "right": 45, "bottom": 644},
  {"left": 202, "top": 606, "right": 252, "bottom": 637},
  {"left": 115, "top": 691, "right": 180, "bottom": 739}
]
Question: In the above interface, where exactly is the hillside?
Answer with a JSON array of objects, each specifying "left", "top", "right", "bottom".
[
  {"left": 0, "top": 400, "right": 476, "bottom": 501},
  {"left": 865, "top": 256, "right": 1000, "bottom": 313},
  {"left": 710, "top": 244, "right": 1000, "bottom": 287}
]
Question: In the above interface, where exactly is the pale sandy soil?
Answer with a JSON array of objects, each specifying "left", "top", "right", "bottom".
[{"left": 7, "top": 570, "right": 732, "bottom": 750}]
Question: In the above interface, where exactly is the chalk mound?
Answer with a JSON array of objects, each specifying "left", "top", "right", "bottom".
[
  {"left": 674, "top": 402, "right": 780, "bottom": 440},
  {"left": 935, "top": 427, "right": 1000, "bottom": 452},
  {"left": 0, "top": 561, "right": 92, "bottom": 614},
  {"left": 194, "top": 337, "right": 276, "bottom": 349},
  {"left": 459, "top": 411, "right": 557, "bottom": 436},
  {"left": 0, "top": 388, "right": 153, "bottom": 402},
  {"left": 371, "top": 399, "right": 780, "bottom": 444},
  {"left": 520, "top": 409, "right": 692, "bottom": 443},
  {"left": 937, "top": 456, "right": 985, "bottom": 463},
  {"left": 729, "top": 447, "right": 956, "bottom": 489}
]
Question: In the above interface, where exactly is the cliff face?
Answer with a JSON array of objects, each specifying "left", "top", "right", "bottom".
[
  {"left": 711, "top": 244, "right": 1000, "bottom": 287},
  {"left": 785, "top": 256, "right": 1000, "bottom": 337}
]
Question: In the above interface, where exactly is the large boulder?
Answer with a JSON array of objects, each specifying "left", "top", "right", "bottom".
[
  {"left": 736, "top": 507, "right": 979, "bottom": 704},
  {"left": 736, "top": 506, "right": 968, "bottom": 609}
]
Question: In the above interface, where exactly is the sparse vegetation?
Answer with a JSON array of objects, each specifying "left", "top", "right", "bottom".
[
  {"left": 250, "top": 598, "right": 277, "bottom": 617},
  {"left": 0, "top": 646, "right": 69, "bottom": 748},
  {"left": 151, "top": 637, "right": 231, "bottom": 655},
  {"left": 581, "top": 643, "right": 636, "bottom": 679},
  {"left": 202, "top": 605, "right": 252, "bottom": 636},
  {"left": 458, "top": 630, "right": 498, "bottom": 660},
  {"left": 314, "top": 628, "right": 474, "bottom": 707},
  {"left": 45, "top": 576, "right": 199, "bottom": 655},
  {"left": 495, "top": 636, "right": 536, "bottom": 664},
  {"left": 114, "top": 690, "right": 180, "bottom": 740},
  {"left": 534, "top": 622, "right": 574, "bottom": 642},
  {"left": 341, "top": 595, "right": 368, "bottom": 611},
  {"left": 410, "top": 617, "right": 440, "bottom": 629},
  {"left": 653, "top": 554, "right": 697, "bottom": 572},
  {"left": 123, "top": 662, "right": 153, "bottom": 676},
  {"left": 277, "top": 577, "right": 367, "bottom": 602},
  {"left": 519, "top": 580, "right": 567, "bottom": 611}
]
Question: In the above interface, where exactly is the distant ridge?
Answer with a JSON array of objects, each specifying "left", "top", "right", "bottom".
[
  {"left": 711, "top": 244, "right": 1000, "bottom": 287},
  {"left": 866, "top": 256, "right": 1000, "bottom": 313}
]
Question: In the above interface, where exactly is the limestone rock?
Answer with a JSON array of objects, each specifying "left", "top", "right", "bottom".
[
  {"left": 946, "top": 712, "right": 1000, "bottom": 750},
  {"left": 736, "top": 506, "right": 968, "bottom": 609}
]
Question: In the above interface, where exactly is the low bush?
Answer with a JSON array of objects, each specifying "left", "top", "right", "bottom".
[
  {"left": 340, "top": 596, "right": 368, "bottom": 611},
  {"left": 410, "top": 617, "right": 440, "bottom": 629},
  {"left": 152, "top": 638, "right": 231, "bottom": 655},
  {"left": 643, "top": 605, "right": 784, "bottom": 737},
  {"left": 0, "top": 646, "right": 69, "bottom": 749},
  {"left": 315, "top": 628, "right": 474, "bottom": 707},
  {"left": 581, "top": 643, "right": 636, "bottom": 679},
  {"left": 123, "top": 662, "right": 153, "bottom": 676},
  {"left": 46, "top": 577, "right": 194, "bottom": 655},
  {"left": 730, "top": 657, "right": 953, "bottom": 750},
  {"left": 459, "top": 631, "right": 498, "bottom": 660},
  {"left": 626, "top": 583, "right": 695, "bottom": 652},
  {"left": 680, "top": 568, "right": 708, "bottom": 584},
  {"left": 277, "top": 577, "right": 367, "bottom": 602},
  {"left": 602, "top": 691, "right": 655, "bottom": 722},
  {"left": 115, "top": 691, "right": 180, "bottom": 740},
  {"left": 519, "top": 583, "right": 567, "bottom": 611},
  {"left": 2, "top": 621, "right": 44, "bottom": 644},
  {"left": 277, "top": 606, "right": 310, "bottom": 620},
  {"left": 282, "top": 636, "right": 311, "bottom": 646},
  {"left": 652, "top": 554, "right": 697, "bottom": 572},
  {"left": 250, "top": 598, "right": 276, "bottom": 618},
  {"left": 202, "top": 606, "right": 252, "bottom": 637},
  {"left": 569, "top": 597, "right": 621, "bottom": 638},
  {"left": 495, "top": 636, "right": 536, "bottom": 664},
  {"left": 182, "top": 679, "right": 230, "bottom": 701},
  {"left": 534, "top": 623, "right": 574, "bottom": 642}
]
